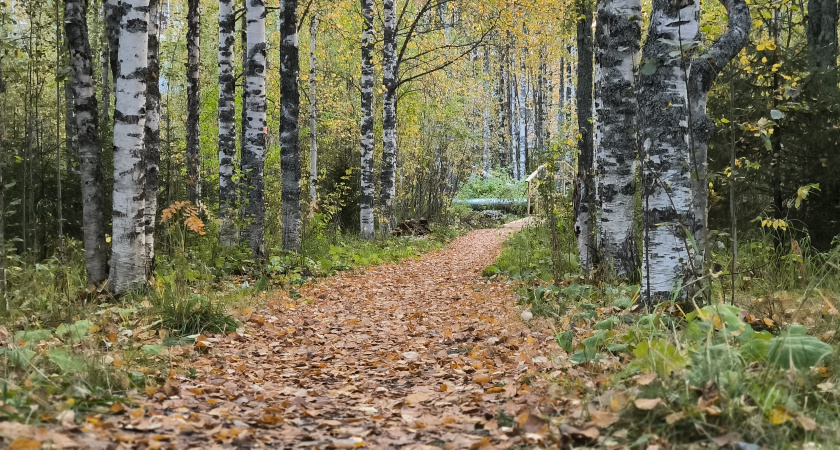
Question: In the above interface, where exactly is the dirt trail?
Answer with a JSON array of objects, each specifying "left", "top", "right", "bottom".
[{"left": 47, "top": 225, "right": 561, "bottom": 449}]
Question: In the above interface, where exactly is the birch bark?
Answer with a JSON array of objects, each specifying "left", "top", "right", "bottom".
[
  {"left": 574, "top": 0, "right": 597, "bottom": 273},
  {"left": 243, "top": 0, "right": 267, "bottom": 257},
  {"left": 309, "top": 10, "right": 318, "bottom": 210},
  {"left": 381, "top": 0, "right": 398, "bottom": 236},
  {"left": 595, "top": 0, "right": 641, "bottom": 279},
  {"left": 65, "top": 0, "right": 108, "bottom": 286},
  {"left": 185, "top": 0, "right": 201, "bottom": 206},
  {"left": 110, "top": 0, "right": 149, "bottom": 293},
  {"left": 359, "top": 0, "right": 375, "bottom": 240},
  {"left": 218, "top": 0, "right": 238, "bottom": 246},
  {"left": 639, "top": 0, "right": 749, "bottom": 302},
  {"left": 144, "top": 0, "right": 160, "bottom": 274},
  {"left": 280, "top": 0, "right": 302, "bottom": 252}
]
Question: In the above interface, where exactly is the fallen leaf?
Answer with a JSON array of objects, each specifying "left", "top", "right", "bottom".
[
  {"left": 797, "top": 415, "right": 818, "bottom": 431},
  {"left": 588, "top": 410, "right": 618, "bottom": 428},
  {"left": 406, "top": 392, "right": 430, "bottom": 404},
  {"left": 634, "top": 398, "right": 662, "bottom": 410},
  {"left": 665, "top": 411, "right": 685, "bottom": 424},
  {"left": 769, "top": 406, "right": 791, "bottom": 425},
  {"left": 637, "top": 373, "right": 657, "bottom": 386}
]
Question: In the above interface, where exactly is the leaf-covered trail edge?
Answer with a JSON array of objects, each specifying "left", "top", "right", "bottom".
[{"left": 22, "top": 223, "right": 571, "bottom": 449}]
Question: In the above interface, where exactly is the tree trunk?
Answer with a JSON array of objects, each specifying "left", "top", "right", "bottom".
[
  {"left": 496, "top": 48, "right": 509, "bottom": 171},
  {"left": 144, "top": 0, "right": 161, "bottom": 275},
  {"left": 218, "top": 0, "right": 238, "bottom": 246},
  {"left": 104, "top": 0, "right": 121, "bottom": 82},
  {"left": 807, "top": 0, "right": 838, "bottom": 87},
  {"left": 110, "top": 0, "right": 149, "bottom": 293},
  {"left": 639, "top": 0, "right": 749, "bottom": 303},
  {"left": 574, "top": 0, "right": 597, "bottom": 273},
  {"left": 185, "top": 0, "right": 201, "bottom": 207},
  {"left": 381, "top": 0, "right": 398, "bottom": 236},
  {"left": 482, "top": 45, "right": 492, "bottom": 174},
  {"left": 360, "top": 0, "right": 375, "bottom": 240},
  {"left": 65, "top": 0, "right": 109, "bottom": 286},
  {"left": 510, "top": 47, "right": 520, "bottom": 179},
  {"left": 309, "top": 10, "right": 318, "bottom": 212},
  {"left": 99, "top": 0, "right": 111, "bottom": 127},
  {"left": 0, "top": 57, "right": 7, "bottom": 308},
  {"left": 63, "top": 80, "right": 79, "bottom": 174},
  {"left": 280, "top": 0, "right": 301, "bottom": 252},
  {"left": 594, "top": 0, "right": 641, "bottom": 279},
  {"left": 243, "top": 0, "right": 267, "bottom": 257},
  {"left": 55, "top": 1, "right": 64, "bottom": 241},
  {"left": 518, "top": 51, "right": 527, "bottom": 177}
]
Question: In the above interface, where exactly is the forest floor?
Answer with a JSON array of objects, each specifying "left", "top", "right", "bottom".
[{"left": 2, "top": 220, "right": 574, "bottom": 449}]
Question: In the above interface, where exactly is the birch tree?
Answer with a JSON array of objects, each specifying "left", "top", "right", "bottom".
[
  {"left": 110, "top": 0, "right": 149, "bottom": 293},
  {"left": 65, "top": 0, "right": 108, "bottom": 286},
  {"left": 381, "top": 0, "right": 398, "bottom": 236},
  {"left": 807, "top": 0, "right": 838, "bottom": 88},
  {"left": 360, "top": 0, "right": 375, "bottom": 240},
  {"left": 0, "top": 56, "right": 7, "bottom": 307},
  {"left": 574, "top": 0, "right": 597, "bottom": 273},
  {"left": 218, "top": 0, "right": 238, "bottom": 246},
  {"left": 594, "top": 0, "right": 641, "bottom": 279},
  {"left": 280, "top": 0, "right": 302, "bottom": 252},
  {"left": 185, "top": 0, "right": 201, "bottom": 206},
  {"left": 243, "top": 0, "right": 267, "bottom": 257},
  {"left": 309, "top": 9, "right": 318, "bottom": 212},
  {"left": 639, "top": 0, "right": 749, "bottom": 302},
  {"left": 144, "top": 0, "right": 160, "bottom": 274},
  {"left": 104, "top": 0, "right": 120, "bottom": 82}
]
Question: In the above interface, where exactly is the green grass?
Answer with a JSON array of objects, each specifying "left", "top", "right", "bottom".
[{"left": 489, "top": 219, "right": 840, "bottom": 448}]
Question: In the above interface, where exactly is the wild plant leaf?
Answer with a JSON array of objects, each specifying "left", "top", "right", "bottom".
[
  {"left": 142, "top": 345, "right": 163, "bottom": 355},
  {"left": 555, "top": 330, "right": 574, "bottom": 353},
  {"left": 595, "top": 316, "right": 619, "bottom": 330},
  {"left": 768, "top": 334, "right": 833, "bottom": 370},
  {"left": 47, "top": 348, "right": 86, "bottom": 373},
  {"left": 56, "top": 320, "right": 94, "bottom": 342},
  {"left": 0, "top": 347, "right": 36, "bottom": 367},
  {"left": 14, "top": 329, "right": 53, "bottom": 344}
]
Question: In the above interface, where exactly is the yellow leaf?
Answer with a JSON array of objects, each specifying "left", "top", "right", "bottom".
[
  {"left": 756, "top": 44, "right": 765, "bottom": 51},
  {"left": 769, "top": 406, "right": 791, "bottom": 424}
]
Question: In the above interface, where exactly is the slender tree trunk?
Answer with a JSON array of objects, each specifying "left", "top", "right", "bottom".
[
  {"left": 518, "top": 50, "right": 527, "bottom": 177},
  {"left": 309, "top": 10, "right": 318, "bottom": 212},
  {"left": 239, "top": 13, "right": 248, "bottom": 219},
  {"left": 104, "top": 0, "right": 121, "bottom": 82},
  {"left": 510, "top": 47, "right": 520, "bottom": 179},
  {"left": 482, "top": 45, "right": 492, "bottom": 174},
  {"left": 99, "top": 0, "right": 111, "bottom": 127},
  {"left": 496, "top": 47, "right": 509, "bottom": 171},
  {"left": 381, "top": 0, "right": 398, "bottom": 236},
  {"left": 807, "top": 0, "right": 838, "bottom": 88},
  {"left": 185, "top": 0, "right": 201, "bottom": 207},
  {"left": 144, "top": 0, "right": 161, "bottom": 275},
  {"left": 0, "top": 58, "right": 7, "bottom": 308},
  {"left": 56, "top": 3, "right": 64, "bottom": 242},
  {"left": 639, "top": 0, "right": 749, "bottom": 302},
  {"left": 280, "top": 0, "right": 301, "bottom": 252},
  {"left": 218, "top": 0, "right": 238, "bottom": 246},
  {"left": 574, "top": 0, "right": 597, "bottom": 273},
  {"left": 594, "top": 0, "right": 641, "bottom": 279},
  {"left": 64, "top": 81, "right": 79, "bottom": 174},
  {"left": 243, "top": 0, "right": 267, "bottom": 257},
  {"left": 65, "top": 0, "right": 109, "bottom": 285},
  {"left": 360, "top": 0, "right": 375, "bottom": 240},
  {"left": 110, "top": 0, "right": 149, "bottom": 293}
]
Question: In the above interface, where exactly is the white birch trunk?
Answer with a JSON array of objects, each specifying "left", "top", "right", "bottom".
[
  {"left": 381, "top": 0, "right": 398, "bottom": 236},
  {"left": 518, "top": 67, "right": 527, "bottom": 178},
  {"left": 639, "top": 0, "right": 749, "bottom": 302},
  {"left": 279, "top": 0, "right": 301, "bottom": 252},
  {"left": 185, "top": 0, "right": 201, "bottom": 206},
  {"left": 574, "top": 0, "right": 597, "bottom": 273},
  {"left": 218, "top": 0, "right": 237, "bottom": 246},
  {"left": 359, "top": 0, "right": 375, "bottom": 240},
  {"left": 309, "top": 11, "right": 318, "bottom": 210},
  {"left": 243, "top": 0, "right": 267, "bottom": 257},
  {"left": 595, "top": 0, "right": 641, "bottom": 279},
  {"left": 110, "top": 0, "right": 149, "bottom": 293},
  {"left": 65, "top": 0, "right": 109, "bottom": 285},
  {"left": 144, "top": 0, "right": 160, "bottom": 275},
  {"left": 482, "top": 46, "right": 491, "bottom": 174}
]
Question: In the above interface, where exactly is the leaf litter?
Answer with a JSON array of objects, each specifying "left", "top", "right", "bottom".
[{"left": 6, "top": 226, "right": 589, "bottom": 449}]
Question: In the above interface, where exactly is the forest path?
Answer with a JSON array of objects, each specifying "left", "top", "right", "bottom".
[{"left": 75, "top": 222, "right": 560, "bottom": 448}]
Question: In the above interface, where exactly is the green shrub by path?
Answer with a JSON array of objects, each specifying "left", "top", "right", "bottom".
[
  {"left": 488, "top": 215, "right": 840, "bottom": 448},
  {"left": 455, "top": 171, "right": 527, "bottom": 201}
]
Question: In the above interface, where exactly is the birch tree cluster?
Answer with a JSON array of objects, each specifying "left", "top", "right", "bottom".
[{"left": 0, "top": 0, "right": 838, "bottom": 300}]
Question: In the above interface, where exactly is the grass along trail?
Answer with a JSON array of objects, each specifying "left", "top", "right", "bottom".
[{"left": 27, "top": 224, "right": 570, "bottom": 448}]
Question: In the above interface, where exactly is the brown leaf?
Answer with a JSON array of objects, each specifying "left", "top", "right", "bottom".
[
  {"left": 8, "top": 438, "right": 42, "bottom": 450},
  {"left": 588, "top": 410, "right": 618, "bottom": 428},
  {"left": 797, "top": 415, "right": 818, "bottom": 431},
  {"left": 406, "top": 392, "right": 430, "bottom": 404},
  {"left": 665, "top": 411, "right": 685, "bottom": 424},
  {"left": 634, "top": 398, "right": 662, "bottom": 410},
  {"left": 636, "top": 373, "right": 657, "bottom": 386}
]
